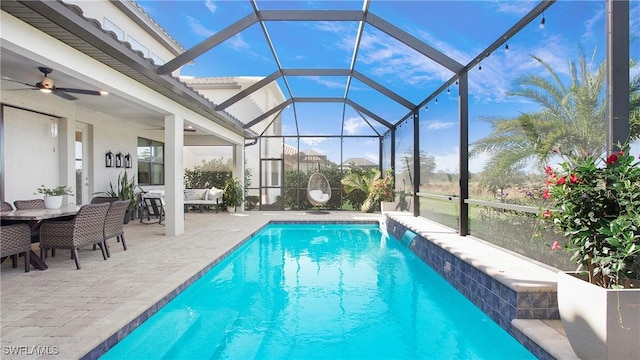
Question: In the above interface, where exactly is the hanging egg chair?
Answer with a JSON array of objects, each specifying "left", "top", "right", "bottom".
[{"left": 307, "top": 172, "right": 331, "bottom": 206}]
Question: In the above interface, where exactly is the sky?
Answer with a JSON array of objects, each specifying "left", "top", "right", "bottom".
[{"left": 138, "top": 0, "right": 640, "bottom": 173}]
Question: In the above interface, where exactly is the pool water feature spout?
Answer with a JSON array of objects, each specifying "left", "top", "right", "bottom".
[{"left": 399, "top": 229, "right": 417, "bottom": 247}]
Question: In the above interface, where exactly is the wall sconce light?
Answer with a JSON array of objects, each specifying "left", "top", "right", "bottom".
[
  {"left": 124, "top": 153, "right": 132, "bottom": 168},
  {"left": 106, "top": 150, "right": 114, "bottom": 168},
  {"left": 115, "top": 152, "right": 123, "bottom": 168}
]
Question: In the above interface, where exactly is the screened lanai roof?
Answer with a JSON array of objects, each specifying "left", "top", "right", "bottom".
[{"left": 140, "top": 0, "right": 553, "bottom": 138}]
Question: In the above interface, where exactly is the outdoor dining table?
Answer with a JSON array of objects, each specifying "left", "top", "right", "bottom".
[{"left": 1, "top": 204, "right": 79, "bottom": 270}]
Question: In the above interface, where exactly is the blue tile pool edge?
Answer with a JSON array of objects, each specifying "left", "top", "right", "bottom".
[
  {"left": 82, "top": 220, "right": 382, "bottom": 360},
  {"left": 384, "top": 215, "right": 559, "bottom": 360}
]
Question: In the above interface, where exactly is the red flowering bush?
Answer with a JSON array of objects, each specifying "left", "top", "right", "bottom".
[
  {"left": 540, "top": 145, "right": 640, "bottom": 288},
  {"left": 370, "top": 169, "right": 395, "bottom": 203}
]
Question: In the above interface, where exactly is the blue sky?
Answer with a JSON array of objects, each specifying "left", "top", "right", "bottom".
[{"left": 139, "top": 0, "right": 640, "bottom": 173}]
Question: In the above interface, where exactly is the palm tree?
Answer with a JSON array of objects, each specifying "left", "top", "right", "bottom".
[
  {"left": 341, "top": 168, "right": 381, "bottom": 212},
  {"left": 471, "top": 49, "right": 639, "bottom": 183}
]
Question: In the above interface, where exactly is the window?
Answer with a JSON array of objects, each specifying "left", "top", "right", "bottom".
[
  {"left": 150, "top": 53, "right": 165, "bottom": 66},
  {"left": 103, "top": 17, "right": 125, "bottom": 41},
  {"left": 137, "top": 137, "right": 164, "bottom": 185},
  {"left": 127, "top": 35, "right": 149, "bottom": 57}
]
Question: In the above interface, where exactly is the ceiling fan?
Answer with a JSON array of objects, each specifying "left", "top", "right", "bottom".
[
  {"left": 146, "top": 125, "right": 197, "bottom": 132},
  {"left": 2, "top": 67, "right": 108, "bottom": 100}
]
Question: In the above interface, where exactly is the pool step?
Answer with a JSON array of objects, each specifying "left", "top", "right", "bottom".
[
  {"left": 102, "top": 310, "right": 201, "bottom": 359},
  {"left": 162, "top": 309, "right": 242, "bottom": 359}
]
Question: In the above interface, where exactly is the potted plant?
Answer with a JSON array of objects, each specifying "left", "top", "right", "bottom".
[
  {"left": 540, "top": 144, "right": 640, "bottom": 359},
  {"left": 98, "top": 172, "right": 139, "bottom": 223},
  {"left": 223, "top": 177, "right": 243, "bottom": 212},
  {"left": 36, "top": 185, "right": 73, "bottom": 209}
]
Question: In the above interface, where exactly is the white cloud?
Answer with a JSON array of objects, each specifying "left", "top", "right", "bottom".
[
  {"left": 205, "top": 0, "right": 217, "bottom": 14},
  {"left": 465, "top": 32, "right": 574, "bottom": 104},
  {"left": 187, "top": 16, "right": 214, "bottom": 37},
  {"left": 300, "top": 137, "right": 330, "bottom": 147},
  {"left": 425, "top": 121, "right": 456, "bottom": 131},
  {"left": 343, "top": 117, "right": 366, "bottom": 135},
  {"left": 227, "top": 34, "right": 249, "bottom": 50},
  {"left": 306, "top": 76, "right": 345, "bottom": 89},
  {"left": 358, "top": 30, "right": 454, "bottom": 85},
  {"left": 490, "top": 0, "right": 538, "bottom": 16},
  {"left": 364, "top": 152, "right": 378, "bottom": 162},
  {"left": 431, "top": 147, "right": 490, "bottom": 174},
  {"left": 582, "top": 8, "right": 604, "bottom": 41}
]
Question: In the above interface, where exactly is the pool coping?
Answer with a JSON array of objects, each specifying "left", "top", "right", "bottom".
[{"left": 383, "top": 211, "right": 579, "bottom": 360}]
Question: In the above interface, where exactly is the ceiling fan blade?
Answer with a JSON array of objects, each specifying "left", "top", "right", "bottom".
[
  {"left": 55, "top": 87, "right": 103, "bottom": 96},
  {"left": 52, "top": 91, "right": 77, "bottom": 100},
  {"left": 145, "top": 127, "right": 197, "bottom": 132}
]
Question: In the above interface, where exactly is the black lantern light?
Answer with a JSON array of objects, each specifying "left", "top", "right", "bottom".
[
  {"left": 106, "top": 150, "right": 114, "bottom": 168},
  {"left": 115, "top": 152, "right": 123, "bottom": 168},
  {"left": 124, "top": 153, "right": 132, "bottom": 168}
]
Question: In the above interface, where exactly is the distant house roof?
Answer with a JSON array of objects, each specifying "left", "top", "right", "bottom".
[
  {"left": 283, "top": 143, "right": 298, "bottom": 156},
  {"left": 342, "top": 157, "right": 377, "bottom": 167}
]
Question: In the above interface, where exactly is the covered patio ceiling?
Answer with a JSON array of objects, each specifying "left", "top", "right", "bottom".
[{"left": 1, "top": 0, "right": 557, "bottom": 140}]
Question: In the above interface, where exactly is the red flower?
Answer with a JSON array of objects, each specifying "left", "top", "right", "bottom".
[
  {"left": 545, "top": 165, "right": 553, "bottom": 175},
  {"left": 545, "top": 174, "right": 556, "bottom": 186},
  {"left": 569, "top": 174, "right": 578, "bottom": 184},
  {"left": 542, "top": 210, "right": 553, "bottom": 219},
  {"left": 543, "top": 188, "right": 550, "bottom": 199},
  {"left": 606, "top": 153, "right": 619, "bottom": 165},
  {"left": 551, "top": 241, "right": 561, "bottom": 252},
  {"left": 556, "top": 176, "right": 566, "bottom": 185}
]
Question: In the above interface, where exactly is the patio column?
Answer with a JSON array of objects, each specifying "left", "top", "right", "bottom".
[
  {"left": 412, "top": 110, "right": 420, "bottom": 216},
  {"left": 57, "top": 117, "right": 75, "bottom": 196},
  {"left": 459, "top": 73, "right": 469, "bottom": 236},
  {"left": 164, "top": 113, "right": 184, "bottom": 236},
  {"left": 233, "top": 144, "right": 245, "bottom": 211},
  {"left": 606, "top": 0, "right": 630, "bottom": 149}
]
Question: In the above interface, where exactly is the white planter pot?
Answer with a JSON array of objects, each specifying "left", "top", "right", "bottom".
[
  {"left": 381, "top": 201, "right": 397, "bottom": 213},
  {"left": 44, "top": 195, "right": 63, "bottom": 209},
  {"left": 557, "top": 271, "right": 640, "bottom": 360}
]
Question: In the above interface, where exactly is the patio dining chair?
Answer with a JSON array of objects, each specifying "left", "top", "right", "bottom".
[
  {"left": 1, "top": 201, "right": 13, "bottom": 211},
  {"left": 140, "top": 196, "right": 164, "bottom": 225},
  {"left": 39, "top": 202, "right": 110, "bottom": 270},
  {"left": 0, "top": 223, "right": 31, "bottom": 272},
  {"left": 103, "top": 200, "right": 129, "bottom": 257},
  {"left": 14, "top": 199, "right": 45, "bottom": 210},
  {"left": 12, "top": 199, "right": 48, "bottom": 245},
  {"left": 90, "top": 196, "right": 119, "bottom": 204}
]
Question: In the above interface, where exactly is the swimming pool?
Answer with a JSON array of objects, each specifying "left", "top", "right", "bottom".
[{"left": 101, "top": 223, "right": 535, "bottom": 359}]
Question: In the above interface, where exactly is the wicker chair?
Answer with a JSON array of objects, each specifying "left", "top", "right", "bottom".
[
  {"left": 90, "top": 196, "right": 119, "bottom": 204},
  {"left": 39, "top": 202, "right": 110, "bottom": 269},
  {"left": 1, "top": 201, "right": 14, "bottom": 211},
  {"left": 103, "top": 200, "right": 129, "bottom": 257},
  {"left": 14, "top": 199, "right": 45, "bottom": 210},
  {"left": 0, "top": 223, "right": 31, "bottom": 272},
  {"left": 307, "top": 173, "right": 332, "bottom": 206}
]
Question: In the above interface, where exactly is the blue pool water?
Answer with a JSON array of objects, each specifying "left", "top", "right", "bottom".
[{"left": 102, "top": 223, "right": 535, "bottom": 359}]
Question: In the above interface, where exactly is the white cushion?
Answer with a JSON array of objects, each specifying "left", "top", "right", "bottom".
[
  {"left": 184, "top": 189, "right": 200, "bottom": 201},
  {"left": 208, "top": 188, "right": 223, "bottom": 200},
  {"left": 309, "top": 190, "right": 325, "bottom": 202}
]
